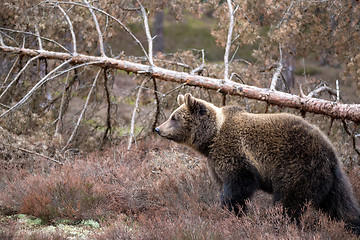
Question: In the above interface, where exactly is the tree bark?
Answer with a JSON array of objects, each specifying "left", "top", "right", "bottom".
[{"left": 1, "top": 45, "right": 360, "bottom": 123}]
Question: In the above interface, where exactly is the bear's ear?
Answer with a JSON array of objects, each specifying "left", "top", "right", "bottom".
[
  {"left": 184, "top": 93, "right": 207, "bottom": 115},
  {"left": 184, "top": 93, "right": 196, "bottom": 111},
  {"left": 177, "top": 94, "right": 185, "bottom": 106}
]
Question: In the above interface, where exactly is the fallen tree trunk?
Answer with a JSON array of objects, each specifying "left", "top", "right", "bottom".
[{"left": 1, "top": 45, "right": 360, "bottom": 123}]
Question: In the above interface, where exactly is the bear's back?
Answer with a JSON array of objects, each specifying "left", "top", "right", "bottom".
[{"left": 211, "top": 106, "right": 338, "bottom": 188}]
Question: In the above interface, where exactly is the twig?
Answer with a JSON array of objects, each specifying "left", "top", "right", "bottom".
[
  {"left": 275, "top": 0, "right": 295, "bottom": 29},
  {"left": 34, "top": 25, "right": 43, "bottom": 50},
  {"left": 0, "top": 55, "right": 41, "bottom": 101},
  {"left": 0, "top": 59, "right": 72, "bottom": 118},
  {"left": 52, "top": 1, "right": 149, "bottom": 60},
  {"left": 1, "top": 141, "right": 63, "bottom": 165},
  {"left": 84, "top": 0, "right": 106, "bottom": 57},
  {"left": 307, "top": 85, "right": 337, "bottom": 98},
  {"left": 190, "top": 49, "right": 205, "bottom": 75},
  {"left": 62, "top": 69, "right": 102, "bottom": 151},
  {"left": 328, "top": 118, "right": 334, "bottom": 135},
  {"left": 270, "top": 44, "right": 283, "bottom": 91},
  {"left": 137, "top": 0, "right": 154, "bottom": 66},
  {"left": 56, "top": 4, "right": 77, "bottom": 54},
  {"left": 128, "top": 78, "right": 149, "bottom": 150},
  {"left": 0, "top": 27, "right": 70, "bottom": 53},
  {"left": 101, "top": 68, "right": 111, "bottom": 146},
  {"left": 229, "top": 44, "right": 240, "bottom": 64},
  {"left": 342, "top": 120, "right": 360, "bottom": 156},
  {"left": 54, "top": 71, "right": 70, "bottom": 137},
  {"left": 2, "top": 55, "right": 20, "bottom": 88},
  {"left": 224, "top": 0, "right": 236, "bottom": 83},
  {"left": 151, "top": 78, "right": 160, "bottom": 131},
  {"left": 230, "top": 72, "right": 245, "bottom": 83},
  {"left": 0, "top": 31, "right": 4, "bottom": 46},
  {"left": 336, "top": 79, "right": 340, "bottom": 102}
]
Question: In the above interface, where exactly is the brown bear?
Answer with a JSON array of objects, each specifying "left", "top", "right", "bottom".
[{"left": 155, "top": 93, "right": 360, "bottom": 234}]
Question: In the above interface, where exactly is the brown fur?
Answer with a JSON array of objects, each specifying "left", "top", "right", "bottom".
[{"left": 155, "top": 93, "right": 360, "bottom": 234}]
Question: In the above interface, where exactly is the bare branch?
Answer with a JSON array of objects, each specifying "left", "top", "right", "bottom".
[
  {"left": 1, "top": 141, "right": 63, "bottom": 165},
  {"left": 190, "top": 49, "right": 205, "bottom": 75},
  {"left": 56, "top": 4, "right": 77, "bottom": 54},
  {"left": 0, "top": 58, "right": 72, "bottom": 118},
  {"left": 34, "top": 25, "right": 43, "bottom": 50},
  {"left": 0, "top": 27, "right": 70, "bottom": 53},
  {"left": 2, "top": 55, "right": 20, "bottom": 88},
  {"left": 307, "top": 85, "right": 337, "bottom": 98},
  {"left": 101, "top": 68, "right": 111, "bottom": 147},
  {"left": 128, "top": 77, "right": 149, "bottom": 150},
  {"left": 151, "top": 78, "right": 160, "bottom": 131},
  {"left": 336, "top": 79, "right": 340, "bottom": 102},
  {"left": 53, "top": 1, "right": 150, "bottom": 61},
  {"left": 0, "top": 55, "right": 41, "bottom": 101},
  {"left": 0, "top": 31, "right": 4, "bottom": 46},
  {"left": 270, "top": 44, "right": 283, "bottom": 91},
  {"left": 342, "top": 120, "right": 360, "bottom": 156},
  {"left": 84, "top": 0, "right": 106, "bottom": 57},
  {"left": 54, "top": 71, "right": 70, "bottom": 137},
  {"left": 62, "top": 69, "right": 102, "bottom": 151},
  {"left": 275, "top": 0, "right": 295, "bottom": 30},
  {"left": 1, "top": 45, "right": 360, "bottom": 124},
  {"left": 137, "top": 1, "right": 154, "bottom": 66},
  {"left": 224, "top": 0, "right": 236, "bottom": 82}
]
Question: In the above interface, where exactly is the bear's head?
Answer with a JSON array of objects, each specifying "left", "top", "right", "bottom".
[{"left": 155, "top": 93, "right": 223, "bottom": 153}]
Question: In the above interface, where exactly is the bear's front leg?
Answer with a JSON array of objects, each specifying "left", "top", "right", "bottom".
[{"left": 220, "top": 169, "right": 259, "bottom": 215}]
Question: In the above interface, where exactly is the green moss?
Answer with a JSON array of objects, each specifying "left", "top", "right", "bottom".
[{"left": 80, "top": 219, "right": 100, "bottom": 229}]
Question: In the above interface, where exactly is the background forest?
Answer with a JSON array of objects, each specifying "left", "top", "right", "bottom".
[{"left": 0, "top": 0, "right": 359, "bottom": 239}]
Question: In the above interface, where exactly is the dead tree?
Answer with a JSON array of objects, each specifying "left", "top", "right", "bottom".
[{"left": 0, "top": 0, "right": 359, "bottom": 152}]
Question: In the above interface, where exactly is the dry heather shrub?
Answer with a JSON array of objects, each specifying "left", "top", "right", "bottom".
[
  {"left": 92, "top": 138, "right": 217, "bottom": 217},
  {"left": 1, "top": 136, "right": 359, "bottom": 239},
  {"left": 0, "top": 161, "right": 106, "bottom": 223}
]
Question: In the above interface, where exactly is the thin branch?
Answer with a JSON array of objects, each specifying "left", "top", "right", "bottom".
[
  {"left": 307, "top": 85, "right": 337, "bottom": 98},
  {"left": 270, "top": 44, "right": 283, "bottom": 91},
  {"left": 1, "top": 141, "right": 63, "bottom": 165},
  {"left": 84, "top": 0, "right": 106, "bottom": 57},
  {"left": 101, "top": 68, "right": 111, "bottom": 146},
  {"left": 137, "top": 1, "right": 154, "bottom": 66},
  {"left": 0, "top": 59, "right": 72, "bottom": 118},
  {"left": 229, "top": 44, "right": 240, "bottom": 64},
  {"left": 342, "top": 120, "right": 360, "bottom": 156},
  {"left": 2, "top": 55, "right": 20, "bottom": 88},
  {"left": 0, "top": 55, "right": 41, "bottom": 101},
  {"left": 190, "top": 49, "right": 205, "bottom": 75},
  {"left": 0, "top": 27, "right": 70, "bottom": 53},
  {"left": 275, "top": 0, "right": 295, "bottom": 30},
  {"left": 34, "top": 25, "right": 43, "bottom": 50},
  {"left": 56, "top": 4, "right": 77, "bottom": 54},
  {"left": 54, "top": 71, "right": 70, "bottom": 137},
  {"left": 336, "top": 79, "right": 340, "bottom": 102},
  {"left": 62, "top": 69, "right": 102, "bottom": 151},
  {"left": 151, "top": 78, "right": 160, "bottom": 131},
  {"left": 0, "top": 31, "right": 4, "bottom": 46},
  {"left": 224, "top": 0, "right": 236, "bottom": 82},
  {"left": 128, "top": 78, "right": 149, "bottom": 150},
  {"left": 52, "top": 1, "right": 149, "bottom": 60}
]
